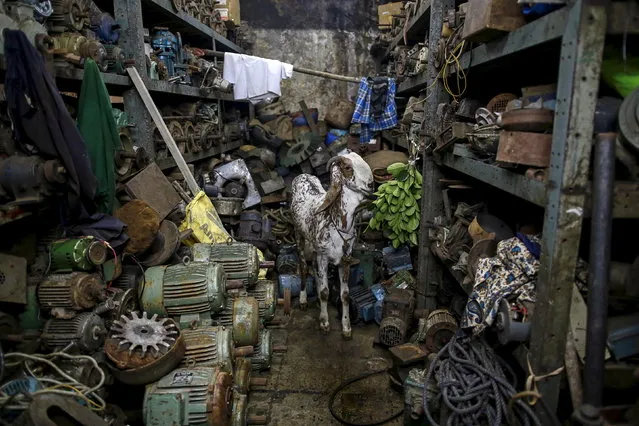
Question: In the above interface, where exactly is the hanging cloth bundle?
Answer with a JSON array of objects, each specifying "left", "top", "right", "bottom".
[{"left": 77, "top": 59, "right": 121, "bottom": 214}]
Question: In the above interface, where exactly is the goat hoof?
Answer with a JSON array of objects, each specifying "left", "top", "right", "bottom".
[
  {"left": 342, "top": 330, "right": 352, "bottom": 340},
  {"left": 299, "top": 302, "right": 308, "bottom": 310},
  {"left": 319, "top": 322, "right": 330, "bottom": 334}
]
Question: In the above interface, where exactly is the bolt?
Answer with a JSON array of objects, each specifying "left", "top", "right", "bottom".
[
  {"left": 273, "top": 345, "right": 288, "bottom": 353},
  {"left": 250, "top": 377, "right": 268, "bottom": 387},
  {"left": 247, "top": 415, "right": 268, "bottom": 425}
]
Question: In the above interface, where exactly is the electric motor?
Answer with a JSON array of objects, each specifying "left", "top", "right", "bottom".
[
  {"left": 181, "top": 326, "right": 234, "bottom": 372},
  {"left": 248, "top": 329, "right": 272, "bottom": 371},
  {"left": 141, "top": 262, "right": 228, "bottom": 319},
  {"left": 246, "top": 280, "right": 277, "bottom": 323},
  {"left": 213, "top": 296, "right": 260, "bottom": 347},
  {"left": 38, "top": 272, "right": 105, "bottom": 312},
  {"left": 41, "top": 312, "right": 106, "bottom": 352},
  {"left": 0, "top": 156, "right": 67, "bottom": 205},
  {"left": 378, "top": 288, "right": 415, "bottom": 347},
  {"left": 143, "top": 367, "right": 233, "bottom": 426},
  {"left": 49, "top": 236, "right": 107, "bottom": 273},
  {"left": 192, "top": 242, "right": 260, "bottom": 288},
  {"left": 49, "top": 0, "right": 89, "bottom": 32}
]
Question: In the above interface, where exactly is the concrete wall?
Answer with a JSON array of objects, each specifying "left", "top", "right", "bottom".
[{"left": 240, "top": 0, "right": 378, "bottom": 118}]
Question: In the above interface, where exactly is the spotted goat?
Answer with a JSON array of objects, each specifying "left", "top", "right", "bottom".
[{"left": 290, "top": 152, "right": 374, "bottom": 339}]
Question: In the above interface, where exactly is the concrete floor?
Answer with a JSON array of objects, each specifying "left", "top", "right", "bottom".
[{"left": 249, "top": 304, "right": 404, "bottom": 425}]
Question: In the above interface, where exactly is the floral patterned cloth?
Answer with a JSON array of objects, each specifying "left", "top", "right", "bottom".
[{"left": 462, "top": 235, "right": 542, "bottom": 335}]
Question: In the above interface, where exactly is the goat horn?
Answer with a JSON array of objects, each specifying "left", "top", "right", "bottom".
[{"left": 326, "top": 156, "right": 341, "bottom": 173}]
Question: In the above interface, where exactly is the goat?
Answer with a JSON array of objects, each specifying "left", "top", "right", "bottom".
[{"left": 290, "top": 152, "right": 374, "bottom": 339}]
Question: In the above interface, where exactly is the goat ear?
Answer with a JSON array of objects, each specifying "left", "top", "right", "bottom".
[{"left": 317, "top": 183, "right": 341, "bottom": 213}]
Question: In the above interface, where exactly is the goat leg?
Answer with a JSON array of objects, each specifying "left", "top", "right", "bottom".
[
  {"left": 316, "top": 255, "right": 330, "bottom": 334},
  {"left": 296, "top": 236, "right": 309, "bottom": 310},
  {"left": 339, "top": 262, "right": 352, "bottom": 340}
]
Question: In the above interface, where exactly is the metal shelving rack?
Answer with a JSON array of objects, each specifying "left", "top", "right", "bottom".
[
  {"left": 112, "top": 0, "right": 247, "bottom": 161},
  {"left": 402, "top": 0, "right": 639, "bottom": 418}
]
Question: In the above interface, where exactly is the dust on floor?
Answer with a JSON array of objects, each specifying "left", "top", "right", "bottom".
[{"left": 250, "top": 304, "right": 404, "bottom": 425}]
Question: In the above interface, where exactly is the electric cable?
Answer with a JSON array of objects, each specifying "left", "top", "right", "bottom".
[
  {"left": 328, "top": 368, "right": 404, "bottom": 426},
  {"left": 423, "top": 333, "right": 541, "bottom": 426}
]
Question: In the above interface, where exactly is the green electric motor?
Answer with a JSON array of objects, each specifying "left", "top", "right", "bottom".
[
  {"left": 192, "top": 242, "right": 261, "bottom": 288},
  {"left": 140, "top": 262, "right": 228, "bottom": 323},
  {"left": 246, "top": 279, "right": 277, "bottom": 323},
  {"left": 248, "top": 328, "right": 272, "bottom": 372},
  {"left": 143, "top": 367, "right": 233, "bottom": 426},
  {"left": 180, "top": 326, "right": 235, "bottom": 372},
  {"left": 49, "top": 236, "right": 108, "bottom": 273}
]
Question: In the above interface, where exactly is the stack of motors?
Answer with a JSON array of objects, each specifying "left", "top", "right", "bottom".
[
  {"left": 378, "top": 288, "right": 416, "bottom": 347},
  {"left": 180, "top": 326, "right": 235, "bottom": 372},
  {"left": 191, "top": 242, "right": 261, "bottom": 288},
  {"left": 140, "top": 262, "right": 228, "bottom": 320},
  {"left": 41, "top": 312, "right": 106, "bottom": 352},
  {"left": 143, "top": 367, "right": 233, "bottom": 426},
  {"left": 105, "top": 312, "right": 185, "bottom": 385}
]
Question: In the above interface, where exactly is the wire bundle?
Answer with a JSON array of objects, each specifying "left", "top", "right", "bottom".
[
  {"left": 0, "top": 352, "right": 106, "bottom": 412},
  {"left": 423, "top": 334, "right": 540, "bottom": 426}
]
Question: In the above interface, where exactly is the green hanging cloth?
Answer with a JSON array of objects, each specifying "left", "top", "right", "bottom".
[{"left": 78, "top": 59, "right": 121, "bottom": 214}]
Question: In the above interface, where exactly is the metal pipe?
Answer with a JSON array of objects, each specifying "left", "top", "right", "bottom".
[{"left": 579, "top": 133, "right": 616, "bottom": 421}]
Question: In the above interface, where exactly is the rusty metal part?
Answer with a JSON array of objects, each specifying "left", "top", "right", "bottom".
[
  {"left": 497, "top": 131, "right": 552, "bottom": 167},
  {"left": 0, "top": 253, "right": 27, "bottom": 304},
  {"left": 234, "top": 357, "right": 253, "bottom": 394},
  {"left": 273, "top": 345, "right": 288, "bottom": 353},
  {"left": 486, "top": 93, "right": 517, "bottom": 114},
  {"left": 211, "top": 197, "right": 244, "bottom": 216},
  {"left": 77, "top": 39, "right": 107, "bottom": 71},
  {"left": 525, "top": 168, "right": 548, "bottom": 182},
  {"left": 213, "top": 296, "right": 260, "bottom": 347},
  {"left": 467, "top": 239, "right": 498, "bottom": 280},
  {"left": 109, "top": 312, "right": 178, "bottom": 360},
  {"left": 38, "top": 272, "right": 105, "bottom": 312},
  {"left": 231, "top": 392, "right": 248, "bottom": 426},
  {"left": 226, "top": 280, "right": 246, "bottom": 290},
  {"left": 13, "top": 394, "right": 108, "bottom": 426},
  {"left": 167, "top": 120, "right": 186, "bottom": 153},
  {"left": 248, "top": 329, "right": 272, "bottom": 371},
  {"left": 101, "top": 288, "right": 137, "bottom": 329},
  {"left": 181, "top": 325, "right": 234, "bottom": 372},
  {"left": 388, "top": 343, "right": 429, "bottom": 366},
  {"left": 424, "top": 309, "right": 457, "bottom": 353},
  {"left": 50, "top": 0, "right": 89, "bottom": 32},
  {"left": 183, "top": 120, "right": 201, "bottom": 153},
  {"left": 282, "top": 287, "right": 292, "bottom": 315},
  {"left": 143, "top": 367, "right": 232, "bottom": 426},
  {"left": 499, "top": 108, "right": 554, "bottom": 132},
  {"left": 234, "top": 346, "right": 255, "bottom": 357},
  {"left": 139, "top": 220, "right": 181, "bottom": 267},
  {"left": 42, "top": 312, "right": 106, "bottom": 352},
  {"left": 107, "top": 328, "right": 185, "bottom": 385},
  {"left": 123, "top": 163, "right": 182, "bottom": 220},
  {"left": 247, "top": 280, "right": 278, "bottom": 323}
]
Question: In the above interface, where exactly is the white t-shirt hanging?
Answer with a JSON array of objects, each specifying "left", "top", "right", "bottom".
[{"left": 223, "top": 53, "right": 294, "bottom": 103}]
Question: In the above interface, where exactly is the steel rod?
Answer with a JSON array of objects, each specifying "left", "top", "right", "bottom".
[{"left": 580, "top": 133, "right": 615, "bottom": 418}]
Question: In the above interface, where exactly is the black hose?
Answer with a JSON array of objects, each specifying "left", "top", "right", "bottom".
[{"left": 328, "top": 368, "right": 404, "bottom": 426}]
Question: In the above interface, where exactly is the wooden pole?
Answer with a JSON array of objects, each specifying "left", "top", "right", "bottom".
[{"left": 200, "top": 50, "right": 361, "bottom": 84}]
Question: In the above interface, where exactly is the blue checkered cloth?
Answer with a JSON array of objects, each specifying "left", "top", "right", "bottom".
[{"left": 351, "top": 77, "right": 398, "bottom": 143}]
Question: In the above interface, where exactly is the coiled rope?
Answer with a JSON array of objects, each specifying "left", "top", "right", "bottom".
[{"left": 423, "top": 333, "right": 541, "bottom": 426}]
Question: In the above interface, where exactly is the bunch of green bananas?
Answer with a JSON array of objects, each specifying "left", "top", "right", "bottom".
[{"left": 369, "top": 162, "right": 422, "bottom": 248}]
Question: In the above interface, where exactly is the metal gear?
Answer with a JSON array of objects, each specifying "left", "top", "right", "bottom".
[
  {"left": 110, "top": 311, "right": 178, "bottom": 356},
  {"left": 279, "top": 136, "right": 315, "bottom": 167}
]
